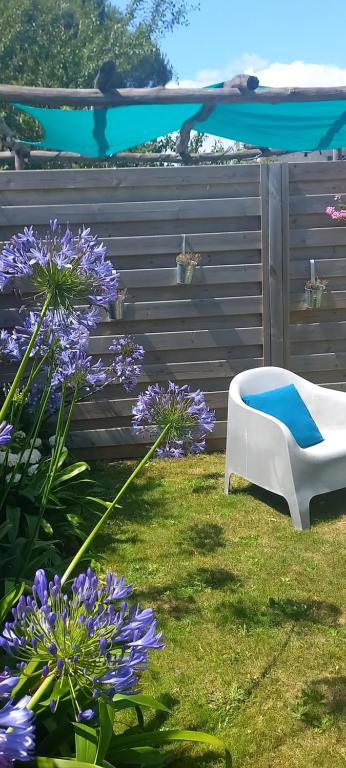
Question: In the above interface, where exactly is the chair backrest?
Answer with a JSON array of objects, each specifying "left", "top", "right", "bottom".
[{"left": 232, "top": 367, "right": 299, "bottom": 397}]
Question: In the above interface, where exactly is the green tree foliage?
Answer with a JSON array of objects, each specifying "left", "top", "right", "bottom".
[
  {"left": 0, "top": 0, "right": 173, "bottom": 89},
  {"left": 124, "top": 0, "right": 200, "bottom": 36}
]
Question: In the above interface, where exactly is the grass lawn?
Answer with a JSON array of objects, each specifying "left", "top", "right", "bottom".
[{"left": 94, "top": 453, "right": 346, "bottom": 768}]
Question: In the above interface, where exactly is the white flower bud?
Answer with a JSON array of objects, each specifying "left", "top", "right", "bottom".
[
  {"left": 21, "top": 448, "right": 41, "bottom": 464},
  {"left": 14, "top": 430, "right": 26, "bottom": 440},
  {"left": 30, "top": 438, "right": 42, "bottom": 448},
  {"left": 6, "top": 452, "right": 20, "bottom": 467},
  {"left": 27, "top": 464, "right": 39, "bottom": 476},
  {"left": 6, "top": 473, "right": 21, "bottom": 483}
]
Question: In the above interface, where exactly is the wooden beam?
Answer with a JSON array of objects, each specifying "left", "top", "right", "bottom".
[
  {"left": 2, "top": 83, "right": 346, "bottom": 107},
  {"left": 0, "top": 149, "right": 289, "bottom": 165}
]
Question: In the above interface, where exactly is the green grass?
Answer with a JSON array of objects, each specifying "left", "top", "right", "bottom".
[{"left": 93, "top": 454, "right": 346, "bottom": 767}]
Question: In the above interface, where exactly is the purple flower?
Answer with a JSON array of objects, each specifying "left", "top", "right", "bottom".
[
  {"left": 0, "top": 669, "right": 18, "bottom": 699},
  {"left": 0, "top": 422, "right": 13, "bottom": 446},
  {"left": 76, "top": 708, "right": 95, "bottom": 722},
  {"left": 51, "top": 349, "right": 111, "bottom": 393},
  {"left": 1, "top": 567, "right": 163, "bottom": 720},
  {"left": 32, "top": 569, "right": 48, "bottom": 606},
  {"left": 109, "top": 336, "right": 144, "bottom": 392},
  {"left": 132, "top": 381, "right": 215, "bottom": 458},
  {"left": 0, "top": 221, "right": 118, "bottom": 308},
  {"left": 0, "top": 695, "right": 35, "bottom": 767},
  {"left": 0, "top": 330, "right": 20, "bottom": 362}
]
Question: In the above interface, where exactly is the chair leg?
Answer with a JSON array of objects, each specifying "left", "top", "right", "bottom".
[
  {"left": 287, "top": 493, "right": 311, "bottom": 531},
  {"left": 224, "top": 470, "right": 232, "bottom": 495}
]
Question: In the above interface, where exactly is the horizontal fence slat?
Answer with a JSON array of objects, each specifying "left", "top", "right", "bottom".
[
  {"left": 290, "top": 290, "right": 346, "bottom": 311},
  {"left": 290, "top": 321, "right": 346, "bottom": 342},
  {"left": 0, "top": 197, "right": 260, "bottom": 226},
  {"left": 89, "top": 327, "right": 263, "bottom": 354},
  {"left": 103, "top": 230, "right": 262, "bottom": 256},
  {"left": 0, "top": 296, "right": 263, "bottom": 328},
  {"left": 289, "top": 161, "right": 346, "bottom": 182},
  {"left": 290, "top": 227, "right": 346, "bottom": 249},
  {"left": 115, "top": 296, "right": 263, "bottom": 321},
  {"left": 69, "top": 419, "right": 227, "bottom": 448},
  {"left": 290, "top": 194, "right": 344, "bottom": 215},
  {"left": 293, "top": 352, "right": 346, "bottom": 373},
  {"left": 290, "top": 258, "right": 346, "bottom": 279},
  {"left": 119, "top": 264, "right": 262, "bottom": 288},
  {"left": 72, "top": 389, "right": 229, "bottom": 421},
  {"left": 0, "top": 164, "right": 260, "bottom": 191}
]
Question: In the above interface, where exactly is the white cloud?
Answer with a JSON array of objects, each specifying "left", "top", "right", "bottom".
[{"left": 169, "top": 56, "right": 346, "bottom": 89}]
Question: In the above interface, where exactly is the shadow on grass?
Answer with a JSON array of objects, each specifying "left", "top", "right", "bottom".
[
  {"left": 135, "top": 582, "right": 198, "bottom": 621},
  {"left": 292, "top": 675, "right": 346, "bottom": 728},
  {"left": 231, "top": 481, "right": 346, "bottom": 526},
  {"left": 135, "top": 568, "right": 241, "bottom": 621},
  {"left": 170, "top": 748, "right": 224, "bottom": 767},
  {"left": 92, "top": 467, "right": 169, "bottom": 553},
  {"left": 191, "top": 472, "right": 222, "bottom": 495},
  {"left": 193, "top": 567, "right": 241, "bottom": 590},
  {"left": 182, "top": 523, "right": 227, "bottom": 553},
  {"left": 217, "top": 596, "right": 342, "bottom": 630},
  {"left": 144, "top": 692, "right": 179, "bottom": 732},
  {"left": 93, "top": 463, "right": 166, "bottom": 523}
]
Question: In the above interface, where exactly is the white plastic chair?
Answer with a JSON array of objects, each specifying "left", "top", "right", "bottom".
[{"left": 225, "top": 366, "right": 346, "bottom": 530}]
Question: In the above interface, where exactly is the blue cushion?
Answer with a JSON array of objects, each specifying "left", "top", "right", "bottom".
[{"left": 241, "top": 383, "right": 324, "bottom": 449}]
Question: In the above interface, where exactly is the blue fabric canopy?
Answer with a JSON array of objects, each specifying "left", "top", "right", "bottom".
[{"left": 13, "top": 83, "right": 346, "bottom": 157}]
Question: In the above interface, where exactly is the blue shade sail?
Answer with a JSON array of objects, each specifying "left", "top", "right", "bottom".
[{"left": 13, "top": 83, "right": 346, "bottom": 157}]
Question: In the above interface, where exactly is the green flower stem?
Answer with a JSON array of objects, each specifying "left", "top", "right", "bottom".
[
  {"left": 61, "top": 423, "right": 170, "bottom": 586},
  {"left": 25, "top": 424, "right": 170, "bottom": 713},
  {"left": 0, "top": 292, "right": 52, "bottom": 423},
  {"left": 27, "top": 673, "right": 54, "bottom": 712}
]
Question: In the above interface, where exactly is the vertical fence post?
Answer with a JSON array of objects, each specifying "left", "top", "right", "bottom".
[
  {"left": 260, "top": 164, "right": 271, "bottom": 365},
  {"left": 264, "top": 162, "right": 290, "bottom": 368}
]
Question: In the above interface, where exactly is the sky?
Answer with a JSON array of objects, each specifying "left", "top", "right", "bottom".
[{"left": 115, "top": 0, "right": 346, "bottom": 87}]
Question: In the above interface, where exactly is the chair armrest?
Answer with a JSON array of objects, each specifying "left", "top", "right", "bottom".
[
  {"left": 226, "top": 393, "right": 298, "bottom": 497},
  {"left": 310, "top": 385, "right": 346, "bottom": 431}
]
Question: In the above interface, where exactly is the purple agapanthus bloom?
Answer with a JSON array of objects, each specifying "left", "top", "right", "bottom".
[
  {"left": 0, "top": 220, "right": 118, "bottom": 308},
  {"left": 0, "top": 422, "right": 13, "bottom": 446},
  {"left": 0, "top": 331, "right": 20, "bottom": 362},
  {"left": 132, "top": 381, "right": 215, "bottom": 458},
  {"left": 0, "top": 567, "right": 163, "bottom": 720},
  {"left": 11, "top": 308, "right": 97, "bottom": 361},
  {"left": 51, "top": 349, "right": 111, "bottom": 393},
  {"left": 109, "top": 336, "right": 144, "bottom": 392},
  {"left": 0, "top": 669, "right": 18, "bottom": 699},
  {"left": 0, "top": 695, "right": 35, "bottom": 767}
]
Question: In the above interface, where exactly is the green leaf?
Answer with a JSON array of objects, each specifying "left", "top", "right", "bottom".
[
  {"left": 0, "top": 581, "right": 24, "bottom": 623},
  {"left": 113, "top": 694, "right": 171, "bottom": 714},
  {"left": 6, "top": 507, "right": 21, "bottom": 543},
  {"left": 35, "top": 759, "right": 104, "bottom": 768},
  {"left": 0, "top": 520, "right": 12, "bottom": 541},
  {"left": 41, "top": 519, "right": 54, "bottom": 535},
  {"left": 109, "top": 730, "right": 232, "bottom": 767},
  {"left": 85, "top": 496, "right": 112, "bottom": 509},
  {"left": 112, "top": 747, "right": 165, "bottom": 766},
  {"left": 74, "top": 723, "right": 98, "bottom": 763},
  {"left": 56, "top": 447, "right": 69, "bottom": 468},
  {"left": 53, "top": 462, "right": 90, "bottom": 484},
  {"left": 96, "top": 699, "right": 114, "bottom": 764}
]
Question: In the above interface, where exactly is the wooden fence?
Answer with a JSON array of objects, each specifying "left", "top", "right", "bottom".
[{"left": 0, "top": 161, "right": 346, "bottom": 458}]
